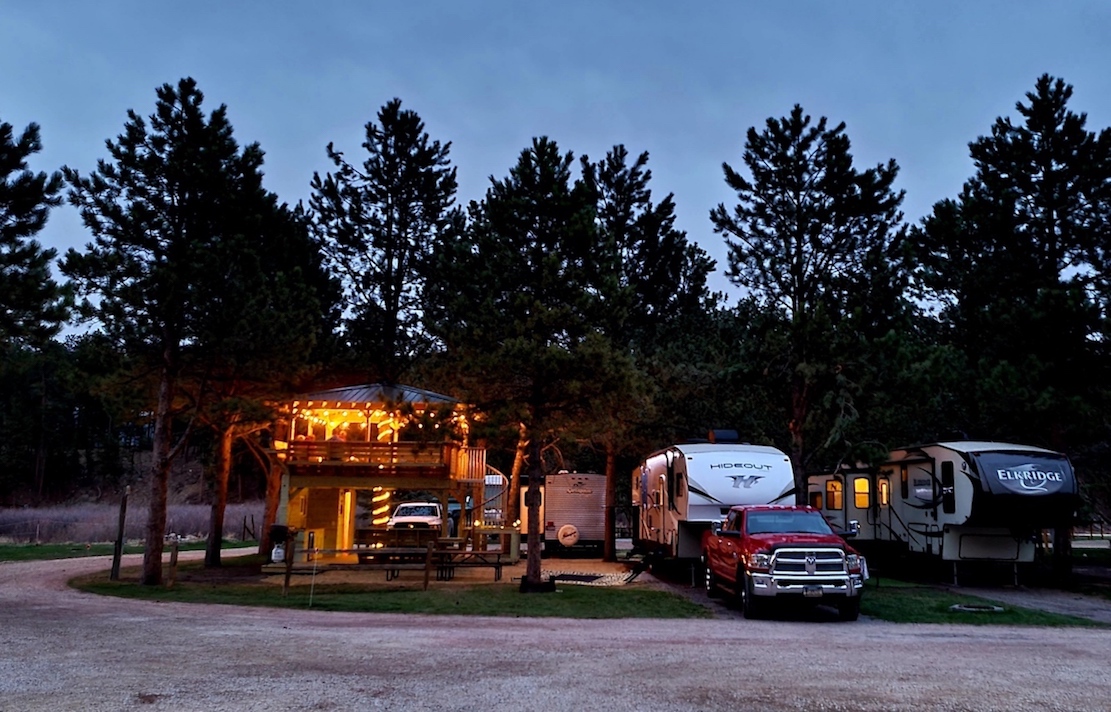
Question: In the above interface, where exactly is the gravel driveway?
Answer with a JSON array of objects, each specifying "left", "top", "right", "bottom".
[{"left": 2, "top": 553, "right": 1111, "bottom": 712}]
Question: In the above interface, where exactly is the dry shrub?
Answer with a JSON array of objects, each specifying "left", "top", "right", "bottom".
[{"left": 0, "top": 502, "right": 265, "bottom": 544}]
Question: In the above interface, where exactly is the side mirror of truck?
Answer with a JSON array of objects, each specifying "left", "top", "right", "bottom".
[
  {"left": 844, "top": 520, "right": 860, "bottom": 538},
  {"left": 711, "top": 520, "right": 722, "bottom": 534}
]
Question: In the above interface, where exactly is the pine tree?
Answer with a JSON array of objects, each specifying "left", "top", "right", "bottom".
[
  {"left": 710, "top": 105, "right": 908, "bottom": 498},
  {"left": 0, "top": 118, "right": 69, "bottom": 345},
  {"left": 311, "top": 98, "right": 458, "bottom": 382},
  {"left": 579, "top": 145, "right": 716, "bottom": 559},
  {"left": 425, "top": 137, "right": 600, "bottom": 588},
  {"left": 915, "top": 75, "right": 1108, "bottom": 447},
  {"left": 62, "top": 78, "right": 314, "bottom": 584}
]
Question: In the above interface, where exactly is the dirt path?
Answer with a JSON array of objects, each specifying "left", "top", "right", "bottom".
[{"left": 3, "top": 554, "right": 1111, "bottom": 711}]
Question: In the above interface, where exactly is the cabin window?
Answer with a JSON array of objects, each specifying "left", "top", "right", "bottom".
[
  {"left": 825, "top": 480, "right": 843, "bottom": 510},
  {"left": 809, "top": 491, "right": 823, "bottom": 509},
  {"left": 900, "top": 465, "right": 908, "bottom": 499},
  {"left": 878, "top": 478, "right": 890, "bottom": 507},
  {"left": 941, "top": 461, "right": 956, "bottom": 514},
  {"left": 853, "top": 477, "right": 870, "bottom": 509}
]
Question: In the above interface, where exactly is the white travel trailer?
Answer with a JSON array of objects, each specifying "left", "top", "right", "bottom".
[
  {"left": 809, "top": 441, "right": 1079, "bottom": 569},
  {"left": 632, "top": 441, "right": 795, "bottom": 560},
  {"left": 519, "top": 472, "right": 607, "bottom": 554}
]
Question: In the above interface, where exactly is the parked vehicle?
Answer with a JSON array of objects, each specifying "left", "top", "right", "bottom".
[
  {"left": 519, "top": 472, "right": 606, "bottom": 554},
  {"left": 808, "top": 441, "right": 1080, "bottom": 580},
  {"left": 386, "top": 502, "right": 444, "bottom": 531},
  {"left": 632, "top": 438, "right": 795, "bottom": 562},
  {"left": 702, "top": 504, "right": 867, "bottom": 620}
]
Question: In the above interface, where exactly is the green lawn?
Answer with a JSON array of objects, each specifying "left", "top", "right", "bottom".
[
  {"left": 860, "top": 577, "right": 1107, "bottom": 627},
  {"left": 10, "top": 543, "right": 1104, "bottom": 626},
  {"left": 72, "top": 558, "right": 714, "bottom": 619},
  {"left": 0, "top": 540, "right": 253, "bottom": 562}
]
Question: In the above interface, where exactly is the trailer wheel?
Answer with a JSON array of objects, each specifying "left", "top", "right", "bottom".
[
  {"left": 837, "top": 597, "right": 861, "bottom": 622},
  {"left": 702, "top": 555, "right": 720, "bottom": 598},
  {"left": 740, "top": 573, "right": 762, "bottom": 620}
]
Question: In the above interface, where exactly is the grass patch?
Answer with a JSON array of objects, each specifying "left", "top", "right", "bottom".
[
  {"left": 861, "top": 578, "right": 1108, "bottom": 627},
  {"left": 71, "top": 557, "right": 712, "bottom": 619},
  {"left": 0, "top": 540, "right": 255, "bottom": 562}
]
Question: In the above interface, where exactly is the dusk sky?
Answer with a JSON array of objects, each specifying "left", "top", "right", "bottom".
[{"left": 4, "top": 2, "right": 1110, "bottom": 298}]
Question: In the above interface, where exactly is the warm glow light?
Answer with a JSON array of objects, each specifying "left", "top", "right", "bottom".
[
  {"left": 372, "top": 491, "right": 390, "bottom": 502},
  {"left": 372, "top": 517, "right": 389, "bottom": 526},
  {"left": 372, "top": 505, "right": 389, "bottom": 515}
]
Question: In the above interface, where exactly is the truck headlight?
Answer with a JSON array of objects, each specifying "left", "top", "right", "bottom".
[
  {"left": 749, "top": 552, "right": 772, "bottom": 571},
  {"left": 845, "top": 554, "right": 861, "bottom": 571}
]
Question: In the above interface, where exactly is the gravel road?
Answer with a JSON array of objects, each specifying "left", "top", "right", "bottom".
[{"left": 2, "top": 553, "right": 1111, "bottom": 712}]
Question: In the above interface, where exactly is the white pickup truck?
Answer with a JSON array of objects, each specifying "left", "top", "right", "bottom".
[{"left": 387, "top": 502, "right": 444, "bottom": 532}]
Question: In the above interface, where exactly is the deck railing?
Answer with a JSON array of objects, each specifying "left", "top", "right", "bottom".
[{"left": 278, "top": 441, "right": 485, "bottom": 481}]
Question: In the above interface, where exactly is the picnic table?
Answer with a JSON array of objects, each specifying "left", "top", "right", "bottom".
[{"left": 351, "top": 542, "right": 507, "bottom": 586}]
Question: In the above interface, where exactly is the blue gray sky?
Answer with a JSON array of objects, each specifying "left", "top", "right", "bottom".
[{"left": 4, "top": 2, "right": 1109, "bottom": 298}]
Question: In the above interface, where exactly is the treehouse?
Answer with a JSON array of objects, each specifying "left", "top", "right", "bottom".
[{"left": 272, "top": 383, "right": 504, "bottom": 560}]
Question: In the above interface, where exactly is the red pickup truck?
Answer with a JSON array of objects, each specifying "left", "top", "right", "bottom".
[{"left": 701, "top": 504, "right": 867, "bottom": 620}]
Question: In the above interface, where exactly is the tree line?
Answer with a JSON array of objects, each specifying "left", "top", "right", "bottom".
[{"left": 3, "top": 74, "right": 1110, "bottom": 584}]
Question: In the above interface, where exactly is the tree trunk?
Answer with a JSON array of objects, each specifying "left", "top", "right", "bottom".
[
  {"left": 523, "top": 438, "right": 545, "bottom": 587},
  {"left": 504, "top": 422, "right": 528, "bottom": 550},
  {"left": 259, "top": 459, "right": 282, "bottom": 557},
  {"left": 603, "top": 440, "right": 617, "bottom": 562},
  {"left": 205, "top": 426, "right": 234, "bottom": 567},
  {"left": 788, "top": 377, "right": 809, "bottom": 505},
  {"left": 506, "top": 423, "right": 527, "bottom": 529},
  {"left": 141, "top": 363, "right": 175, "bottom": 586}
]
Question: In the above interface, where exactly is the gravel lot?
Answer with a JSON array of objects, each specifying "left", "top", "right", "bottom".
[{"left": 2, "top": 553, "right": 1111, "bottom": 712}]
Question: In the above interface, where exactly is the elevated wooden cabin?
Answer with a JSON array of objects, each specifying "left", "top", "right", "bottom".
[{"left": 272, "top": 383, "right": 501, "bottom": 559}]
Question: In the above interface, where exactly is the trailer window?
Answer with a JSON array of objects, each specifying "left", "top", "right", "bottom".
[
  {"left": 825, "top": 480, "right": 843, "bottom": 510},
  {"left": 853, "top": 477, "right": 870, "bottom": 509},
  {"left": 878, "top": 478, "right": 890, "bottom": 506},
  {"left": 809, "top": 491, "right": 823, "bottom": 509},
  {"left": 900, "top": 465, "right": 908, "bottom": 499}
]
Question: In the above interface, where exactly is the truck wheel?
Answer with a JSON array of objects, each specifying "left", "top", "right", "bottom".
[
  {"left": 740, "top": 573, "right": 762, "bottom": 620},
  {"left": 838, "top": 597, "right": 861, "bottom": 622},
  {"left": 702, "top": 555, "right": 720, "bottom": 598}
]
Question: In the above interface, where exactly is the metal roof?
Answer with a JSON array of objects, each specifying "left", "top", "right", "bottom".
[{"left": 294, "top": 383, "right": 460, "bottom": 408}]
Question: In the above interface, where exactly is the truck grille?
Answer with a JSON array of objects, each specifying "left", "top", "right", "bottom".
[{"left": 771, "top": 548, "right": 845, "bottom": 576}]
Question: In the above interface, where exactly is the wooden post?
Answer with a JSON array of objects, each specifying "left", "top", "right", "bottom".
[
  {"left": 423, "top": 541, "right": 435, "bottom": 591},
  {"left": 282, "top": 532, "right": 295, "bottom": 597},
  {"left": 110, "top": 486, "right": 130, "bottom": 581},
  {"left": 166, "top": 536, "right": 179, "bottom": 589}
]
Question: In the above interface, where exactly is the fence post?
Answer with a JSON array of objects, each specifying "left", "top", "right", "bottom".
[
  {"left": 110, "top": 486, "right": 130, "bottom": 581},
  {"left": 282, "top": 531, "right": 295, "bottom": 597},
  {"left": 166, "top": 534, "right": 180, "bottom": 589}
]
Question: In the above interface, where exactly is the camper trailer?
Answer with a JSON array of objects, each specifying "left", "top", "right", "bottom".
[
  {"left": 809, "top": 441, "right": 1079, "bottom": 569},
  {"left": 520, "top": 472, "right": 607, "bottom": 554},
  {"left": 632, "top": 441, "right": 795, "bottom": 561}
]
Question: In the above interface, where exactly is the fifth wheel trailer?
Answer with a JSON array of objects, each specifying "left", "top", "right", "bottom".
[
  {"left": 632, "top": 442, "right": 795, "bottom": 561},
  {"left": 519, "top": 472, "right": 607, "bottom": 554},
  {"left": 808, "top": 441, "right": 1079, "bottom": 573}
]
